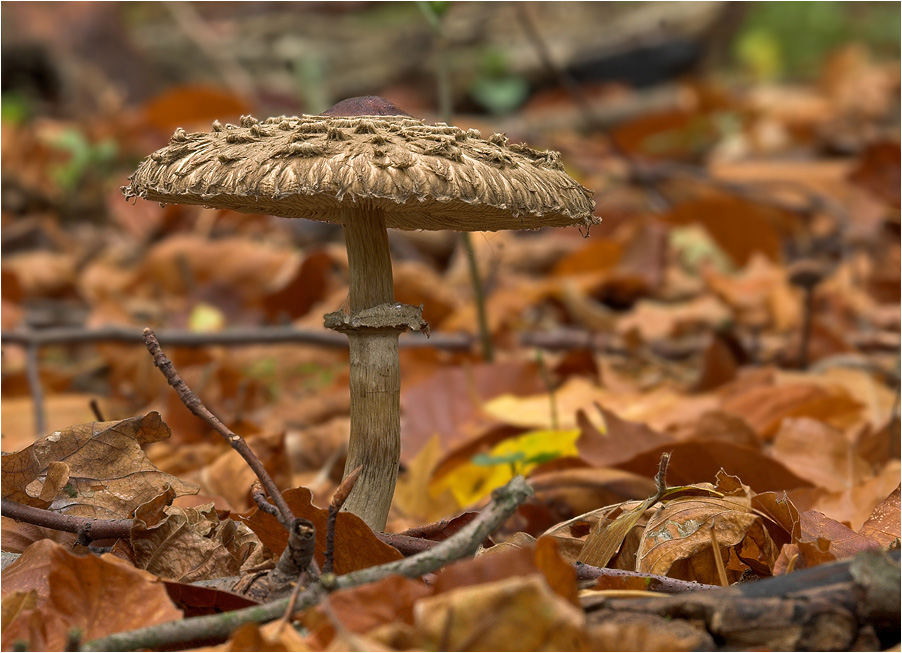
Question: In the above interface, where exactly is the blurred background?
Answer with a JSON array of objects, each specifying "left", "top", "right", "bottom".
[{"left": 2, "top": 2, "right": 899, "bottom": 532}]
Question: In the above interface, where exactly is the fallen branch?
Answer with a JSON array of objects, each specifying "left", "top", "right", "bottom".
[
  {"left": 0, "top": 498, "right": 132, "bottom": 542},
  {"left": 574, "top": 562, "right": 717, "bottom": 594},
  {"left": 582, "top": 549, "right": 901, "bottom": 651},
  {"left": 0, "top": 325, "right": 463, "bottom": 349},
  {"left": 82, "top": 476, "right": 534, "bottom": 652},
  {"left": 143, "top": 328, "right": 294, "bottom": 528}
]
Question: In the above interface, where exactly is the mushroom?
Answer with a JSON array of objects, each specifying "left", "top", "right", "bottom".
[{"left": 123, "top": 96, "right": 596, "bottom": 530}]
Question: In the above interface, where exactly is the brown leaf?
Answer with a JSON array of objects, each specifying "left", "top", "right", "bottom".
[
  {"left": 720, "top": 382, "right": 863, "bottom": 440},
  {"left": 1, "top": 540, "right": 182, "bottom": 651},
  {"left": 0, "top": 516, "right": 77, "bottom": 554},
  {"left": 413, "top": 575, "right": 586, "bottom": 651},
  {"left": 552, "top": 238, "right": 623, "bottom": 277},
  {"left": 401, "top": 361, "right": 544, "bottom": 459},
  {"left": 262, "top": 250, "right": 336, "bottom": 322},
  {"left": 130, "top": 487, "right": 266, "bottom": 582},
  {"left": 799, "top": 510, "right": 879, "bottom": 560},
  {"left": 1, "top": 591, "right": 37, "bottom": 632},
  {"left": 215, "top": 620, "right": 311, "bottom": 651},
  {"left": 859, "top": 485, "right": 901, "bottom": 548},
  {"left": 576, "top": 406, "right": 675, "bottom": 469},
  {"left": 2, "top": 412, "right": 198, "bottom": 519},
  {"left": 239, "top": 487, "right": 402, "bottom": 575},
  {"left": 161, "top": 580, "right": 259, "bottom": 618},
  {"left": 662, "top": 195, "right": 794, "bottom": 266},
  {"left": 301, "top": 575, "right": 431, "bottom": 650},
  {"left": 392, "top": 434, "right": 459, "bottom": 524},
  {"left": 772, "top": 539, "right": 835, "bottom": 575},
  {"left": 848, "top": 141, "right": 901, "bottom": 207},
  {"left": 636, "top": 493, "right": 779, "bottom": 583},
  {"left": 612, "top": 432, "right": 814, "bottom": 494},
  {"left": 586, "top": 611, "right": 713, "bottom": 652},
  {"left": 771, "top": 418, "right": 871, "bottom": 493},
  {"left": 141, "top": 85, "right": 251, "bottom": 133}
]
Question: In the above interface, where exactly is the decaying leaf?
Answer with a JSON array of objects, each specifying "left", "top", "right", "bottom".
[
  {"left": 413, "top": 575, "right": 586, "bottom": 651},
  {"left": 1, "top": 540, "right": 182, "bottom": 651},
  {"left": 130, "top": 486, "right": 269, "bottom": 582},
  {"left": 859, "top": 485, "right": 901, "bottom": 548},
  {"left": 1, "top": 412, "right": 198, "bottom": 518},
  {"left": 636, "top": 481, "right": 779, "bottom": 583}
]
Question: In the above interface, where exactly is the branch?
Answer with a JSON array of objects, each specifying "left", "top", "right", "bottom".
[
  {"left": 574, "top": 562, "right": 716, "bottom": 594},
  {"left": 143, "top": 328, "right": 294, "bottom": 528},
  {"left": 264, "top": 518, "right": 317, "bottom": 600},
  {"left": 0, "top": 498, "right": 132, "bottom": 542},
  {"left": 1, "top": 325, "right": 465, "bottom": 349},
  {"left": 324, "top": 466, "right": 361, "bottom": 574},
  {"left": 82, "top": 476, "right": 533, "bottom": 652}
]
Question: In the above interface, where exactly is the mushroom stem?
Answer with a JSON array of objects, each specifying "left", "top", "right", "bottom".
[{"left": 339, "top": 204, "right": 401, "bottom": 530}]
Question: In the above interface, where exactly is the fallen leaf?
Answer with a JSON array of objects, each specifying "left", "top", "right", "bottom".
[
  {"left": 771, "top": 418, "right": 871, "bottom": 493},
  {"left": 401, "top": 361, "right": 544, "bottom": 459},
  {"left": 130, "top": 487, "right": 267, "bottom": 582},
  {"left": 1, "top": 540, "right": 182, "bottom": 651},
  {"left": 414, "top": 575, "right": 586, "bottom": 651},
  {"left": 239, "top": 487, "right": 402, "bottom": 575},
  {"left": 636, "top": 494, "right": 779, "bottom": 583},
  {"left": 859, "top": 485, "right": 901, "bottom": 548},
  {"left": 430, "top": 428, "right": 580, "bottom": 507},
  {"left": 392, "top": 434, "right": 459, "bottom": 524},
  {"left": 301, "top": 575, "right": 430, "bottom": 650},
  {"left": 1, "top": 412, "right": 199, "bottom": 518},
  {"left": 798, "top": 510, "right": 879, "bottom": 560}
]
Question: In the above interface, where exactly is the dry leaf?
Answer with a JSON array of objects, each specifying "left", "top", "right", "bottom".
[
  {"left": 636, "top": 493, "right": 779, "bottom": 583},
  {"left": 239, "top": 487, "right": 402, "bottom": 575},
  {"left": 859, "top": 485, "right": 901, "bottom": 548},
  {"left": 1, "top": 540, "right": 181, "bottom": 651},
  {"left": 301, "top": 575, "right": 430, "bottom": 650},
  {"left": 1, "top": 412, "right": 199, "bottom": 518},
  {"left": 130, "top": 487, "right": 266, "bottom": 582},
  {"left": 414, "top": 574, "right": 586, "bottom": 651}
]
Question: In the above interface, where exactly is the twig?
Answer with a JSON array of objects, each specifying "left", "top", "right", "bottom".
[
  {"left": 0, "top": 498, "right": 132, "bottom": 542},
  {"left": 143, "top": 328, "right": 294, "bottom": 527},
  {"left": 652, "top": 451, "right": 671, "bottom": 503},
  {"left": 1, "top": 325, "right": 462, "bottom": 349},
  {"left": 82, "top": 476, "right": 533, "bottom": 652},
  {"left": 417, "top": 1, "right": 494, "bottom": 363},
  {"left": 251, "top": 481, "right": 282, "bottom": 521},
  {"left": 25, "top": 342, "right": 45, "bottom": 437},
  {"left": 324, "top": 466, "right": 361, "bottom": 574},
  {"left": 265, "top": 517, "right": 318, "bottom": 600},
  {"left": 375, "top": 531, "right": 441, "bottom": 555},
  {"left": 574, "top": 562, "right": 717, "bottom": 594},
  {"left": 88, "top": 398, "right": 105, "bottom": 423}
]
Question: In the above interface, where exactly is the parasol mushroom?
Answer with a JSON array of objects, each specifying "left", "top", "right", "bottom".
[{"left": 123, "top": 96, "right": 596, "bottom": 530}]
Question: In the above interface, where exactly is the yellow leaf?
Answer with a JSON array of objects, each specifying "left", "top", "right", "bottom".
[{"left": 430, "top": 429, "right": 580, "bottom": 507}]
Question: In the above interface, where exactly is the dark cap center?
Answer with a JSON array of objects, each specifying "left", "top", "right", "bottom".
[{"left": 320, "top": 96, "right": 411, "bottom": 117}]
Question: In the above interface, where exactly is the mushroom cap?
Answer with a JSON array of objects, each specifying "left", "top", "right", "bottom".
[{"left": 123, "top": 112, "right": 596, "bottom": 232}]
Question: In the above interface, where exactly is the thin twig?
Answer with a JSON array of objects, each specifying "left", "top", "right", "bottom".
[
  {"left": 143, "top": 328, "right": 294, "bottom": 527},
  {"left": 324, "top": 465, "right": 362, "bottom": 574},
  {"left": 25, "top": 342, "right": 45, "bottom": 437},
  {"left": 88, "top": 399, "right": 105, "bottom": 423},
  {"left": 0, "top": 498, "right": 132, "bottom": 542},
  {"left": 82, "top": 476, "right": 533, "bottom": 652},
  {"left": 574, "top": 562, "right": 717, "bottom": 594},
  {"left": 1, "top": 325, "right": 460, "bottom": 349},
  {"left": 251, "top": 481, "right": 282, "bottom": 521}
]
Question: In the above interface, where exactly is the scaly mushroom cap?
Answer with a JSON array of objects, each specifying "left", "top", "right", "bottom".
[{"left": 123, "top": 110, "right": 596, "bottom": 231}]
